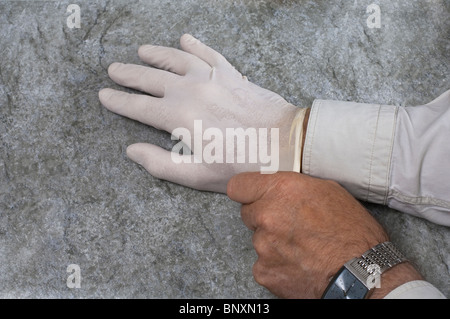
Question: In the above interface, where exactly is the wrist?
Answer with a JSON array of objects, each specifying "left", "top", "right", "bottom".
[
  {"left": 284, "top": 107, "right": 311, "bottom": 173},
  {"left": 369, "top": 262, "right": 423, "bottom": 299},
  {"left": 322, "top": 241, "right": 417, "bottom": 299},
  {"left": 300, "top": 108, "right": 311, "bottom": 172},
  {"left": 277, "top": 105, "right": 304, "bottom": 172}
]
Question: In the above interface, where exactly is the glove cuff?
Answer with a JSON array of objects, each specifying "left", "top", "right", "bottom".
[{"left": 289, "top": 107, "right": 308, "bottom": 173}]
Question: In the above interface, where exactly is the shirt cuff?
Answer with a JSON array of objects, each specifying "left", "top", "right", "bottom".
[
  {"left": 383, "top": 280, "right": 447, "bottom": 299},
  {"left": 302, "top": 99, "right": 398, "bottom": 204}
]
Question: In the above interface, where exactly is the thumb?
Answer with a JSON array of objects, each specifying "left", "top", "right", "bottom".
[
  {"left": 227, "top": 172, "right": 279, "bottom": 204},
  {"left": 126, "top": 143, "right": 226, "bottom": 193}
]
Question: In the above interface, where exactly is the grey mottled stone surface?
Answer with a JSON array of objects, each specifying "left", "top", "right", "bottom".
[{"left": 0, "top": 0, "right": 448, "bottom": 298}]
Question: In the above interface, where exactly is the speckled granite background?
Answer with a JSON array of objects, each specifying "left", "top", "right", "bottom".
[{"left": 0, "top": 0, "right": 448, "bottom": 298}]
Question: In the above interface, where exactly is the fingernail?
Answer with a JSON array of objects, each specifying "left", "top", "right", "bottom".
[
  {"left": 183, "top": 34, "right": 196, "bottom": 43},
  {"left": 126, "top": 145, "right": 136, "bottom": 157},
  {"left": 108, "top": 62, "right": 121, "bottom": 74},
  {"left": 98, "top": 88, "right": 111, "bottom": 100},
  {"left": 126, "top": 145, "right": 142, "bottom": 165}
]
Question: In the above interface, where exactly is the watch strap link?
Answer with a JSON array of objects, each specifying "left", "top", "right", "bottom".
[{"left": 345, "top": 242, "right": 407, "bottom": 288}]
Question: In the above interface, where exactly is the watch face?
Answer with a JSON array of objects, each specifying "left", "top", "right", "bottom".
[{"left": 322, "top": 266, "right": 370, "bottom": 299}]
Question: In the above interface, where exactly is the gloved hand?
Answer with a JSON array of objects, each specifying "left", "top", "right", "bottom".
[{"left": 99, "top": 34, "right": 306, "bottom": 193}]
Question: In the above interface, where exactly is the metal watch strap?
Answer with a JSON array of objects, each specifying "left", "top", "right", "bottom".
[
  {"left": 322, "top": 242, "right": 408, "bottom": 299},
  {"left": 345, "top": 242, "right": 407, "bottom": 288}
]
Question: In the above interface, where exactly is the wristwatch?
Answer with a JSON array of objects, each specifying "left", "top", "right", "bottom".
[{"left": 322, "top": 242, "right": 407, "bottom": 299}]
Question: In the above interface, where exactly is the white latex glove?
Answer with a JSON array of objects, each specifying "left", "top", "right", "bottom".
[{"left": 99, "top": 34, "right": 305, "bottom": 193}]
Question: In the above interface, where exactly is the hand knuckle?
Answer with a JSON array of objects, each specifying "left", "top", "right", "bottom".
[
  {"left": 256, "top": 212, "right": 272, "bottom": 229},
  {"left": 274, "top": 173, "right": 300, "bottom": 193},
  {"left": 252, "top": 236, "right": 267, "bottom": 257},
  {"left": 252, "top": 261, "right": 266, "bottom": 285}
]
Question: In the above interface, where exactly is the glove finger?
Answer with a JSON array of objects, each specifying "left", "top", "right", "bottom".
[
  {"left": 179, "top": 34, "right": 229, "bottom": 68},
  {"left": 127, "top": 143, "right": 226, "bottom": 193},
  {"left": 99, "top": 88, "right": 175, "bottom": 132},
  {"left": 108, "top": 62, "right": 180, "bottom": 98},
  {"left": 138, "top": 44, "right": 210, "bottom": 76}
]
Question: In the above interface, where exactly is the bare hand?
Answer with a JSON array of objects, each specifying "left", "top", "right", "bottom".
[{"left": 227, "top": 172, "right": 398, "bottom": 298}]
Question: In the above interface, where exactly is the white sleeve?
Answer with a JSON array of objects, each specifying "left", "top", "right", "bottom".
[
  {"left": 302, "top": 90, "right": 450, "bottom": 227},
  {"left": 383, "top": 281, "right": 446, "bottom": 299}
]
